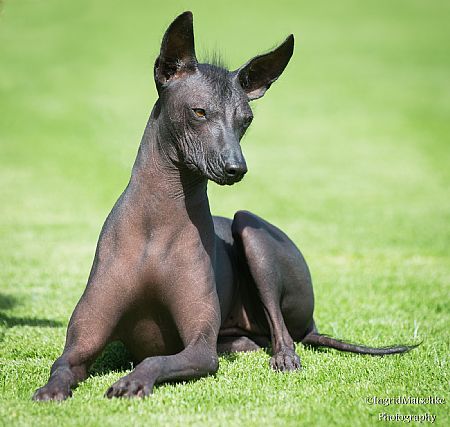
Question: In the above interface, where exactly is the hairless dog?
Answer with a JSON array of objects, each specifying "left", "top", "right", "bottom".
[{"left": 33, "top": 11, "right": 416, "bottom": 401}]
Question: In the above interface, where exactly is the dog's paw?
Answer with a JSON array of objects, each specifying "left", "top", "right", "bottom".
[
  {"left": 32, "top": 382, "right": 72, "bottom": 401},
  {"left": 105, "top": 374, "right": 154, "bottom": 399},
  {"left": 270, "top": 349, "right": 301, "bottom": 372}
]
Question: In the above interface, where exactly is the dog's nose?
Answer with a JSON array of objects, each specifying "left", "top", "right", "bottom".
[{"left": 224, "top": 162, "right": 248, "bottom": 180}]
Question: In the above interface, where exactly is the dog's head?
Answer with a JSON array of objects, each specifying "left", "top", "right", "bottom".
[{"left": 154, "top": 12, "right": 294, "bottom": 185}]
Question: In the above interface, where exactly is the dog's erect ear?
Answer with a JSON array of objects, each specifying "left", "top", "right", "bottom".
[
  {"left": 234, "top": 35, "right": 294, "bottom": 101},
  {"left": 154, "top": 11, "right": 197, "bottom": 91}
]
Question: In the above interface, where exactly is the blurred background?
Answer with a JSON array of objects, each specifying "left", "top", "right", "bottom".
[{"left": 0, "top": 0, "right": 449, "bottom": 423}]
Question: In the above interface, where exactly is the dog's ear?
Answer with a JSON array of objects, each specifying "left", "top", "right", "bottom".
[
  {"left": 234, "top": 35, "right": 294, "bottom": 101},
  {"left": 154, "top": 11, "right": 198, "bottom": 92}
]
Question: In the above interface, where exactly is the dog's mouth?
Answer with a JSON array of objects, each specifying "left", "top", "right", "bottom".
[{"left": 211, "top": 172, "right": 245, "bottom": 186}]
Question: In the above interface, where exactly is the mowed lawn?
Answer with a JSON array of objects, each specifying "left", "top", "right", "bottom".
[{"left": 0, "top": 0, "right": 449, "bottom": 426}]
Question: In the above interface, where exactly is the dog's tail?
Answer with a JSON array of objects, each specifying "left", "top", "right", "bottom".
[{"left": 301, "top": 332, "right": 419, "bottom": 356}]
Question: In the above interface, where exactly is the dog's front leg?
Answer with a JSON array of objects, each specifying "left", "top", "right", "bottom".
[{"left": 106, "top": 341, "right": 218, "bottom": 398}]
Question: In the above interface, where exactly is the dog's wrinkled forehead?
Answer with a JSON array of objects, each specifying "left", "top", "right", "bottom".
[
  {"left": 196, "top": 63, "right": 236, "bottom": 99},
  {"left": 166, "top": 63, "right": 245, "bottom": 107}
]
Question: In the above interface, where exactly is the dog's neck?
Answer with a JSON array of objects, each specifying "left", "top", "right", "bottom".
[{"left": 126, "top": 107, "right": 212, "bottom": 232}]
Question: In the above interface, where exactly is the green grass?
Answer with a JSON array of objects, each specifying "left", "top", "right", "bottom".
[{"left": 0, "top": 0, "right": 449, "bottom": 425}]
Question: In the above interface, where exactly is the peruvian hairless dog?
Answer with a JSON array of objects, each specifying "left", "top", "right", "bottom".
[{"left": 33, "top": 11, "right": 416, "bottom": 401}]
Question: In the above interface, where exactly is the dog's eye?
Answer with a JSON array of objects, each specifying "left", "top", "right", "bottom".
[{"left": 193, "top": 108, "right": 206, "bottom": 118}]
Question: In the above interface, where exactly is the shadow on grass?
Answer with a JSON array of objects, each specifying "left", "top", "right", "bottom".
[
  {"left": 0, "top": 293, "right": 19, "bottom": 310},
  {"left": 90, "top": 341, "right": 134, "bottom": 376},
  {"left": 0, "top": 312, "right": 63, "bottom": 328},
  {"left": 0, "top": 293, "right": 63, "bottom": 334}
]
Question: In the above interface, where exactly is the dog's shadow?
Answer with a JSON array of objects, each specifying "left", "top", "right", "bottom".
[
  {"left": 0, "top": 293, "right": 63, "bottom": 337},
  {"left": 90, "top": 342, "right": 134, "bottom": 376}
]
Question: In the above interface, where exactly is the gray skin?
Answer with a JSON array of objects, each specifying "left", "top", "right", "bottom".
[{"left": 33, "top": 12, "right": 416, "bottom": 401}]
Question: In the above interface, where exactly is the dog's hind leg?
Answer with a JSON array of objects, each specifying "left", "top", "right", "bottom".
[{"left": 232, "top": 210, "right": 315, "bottom": 371}]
